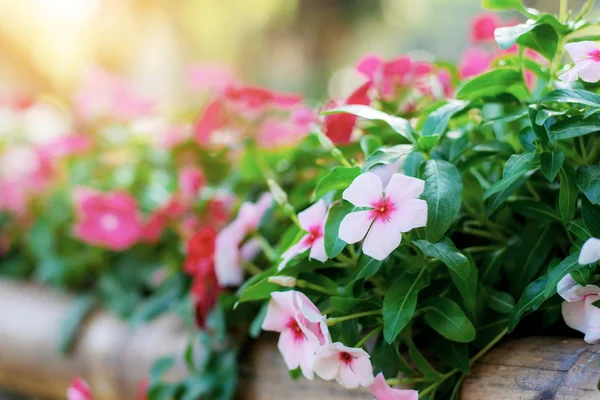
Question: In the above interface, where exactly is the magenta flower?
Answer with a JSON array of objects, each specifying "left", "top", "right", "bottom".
[
  {"left": 313, "top": 342, "right": 374, "bottom": 389},
  {"left": 560, "top": 41, "right": 600, "bottom": 83},
  {"left": 579, "top": 237, "right": 600, "bottom": 265},
  {"left": 278, "top": 200, "right": 328, "bottom": 271},
  {"left": 262, "top": 291, "right": 330, "bottom": 379},
  {"left": 371, "top": 373, "right": 418, "bottom": 400},
  {"left": 215, "top": 193, "right": 272, "bottom": 286},
  {"left": 459, "top": 47, "right": 494, "bottom": 79},
  {"left": 178, "top": 166, "right": 205, "bottom": 201},
  {"left": 470, "top": 13, "right": 503, "bottom": 43},
  {"left": 339, "top": 173, "right": 427, "bottom": 260},
  {"left": 67, "top": 377, "right": 93, "bottom": 400},
  {"left": 73, "top": 188, "right": 143, "bottom": 250}
]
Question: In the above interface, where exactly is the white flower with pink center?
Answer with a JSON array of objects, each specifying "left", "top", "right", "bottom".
[
  {"left": 278, "top": 200, "right": 328, "bottom": 271},
  {"left": 559, "top": 41, "right": 600, "bottom": 83},
  {"left": 312, "top": 342, "right": 374, "bottom": 389},
  {"left": 338, "top": 172, "right": 427, "bottom": 261},
  {"left": 371, "top": 373, "right": 418, "bottom": 400},
  {"left": 262, "top": 291, "right": 330, "bottom": 379}
]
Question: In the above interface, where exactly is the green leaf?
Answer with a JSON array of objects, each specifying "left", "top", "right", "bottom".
[
  {"left": 59, "top": 294, "right": 95, "bottom": 354},
  {"left": 430, "top": 339, "right": 470, "bottom": 373},
  {"left": 485, "top": 175, "right": 527, "bottom": 216},
  {"left": 510, "top": 199, "right": 561, "bottom": 222},
  {"left": 331, "top": 297, "right": 361, "bottom": 314},
  {"left": 544, "top": 252, "right": 582, "bottom": 298},
  {"left": 249, "top": 303, "right": 269, "bottom": 339},
  {"left": 424, "top": 298, "right": 476, "bottom": 343},
  {"left": 494, "top": 15, "right": 566, "bottom": 59},
  {"left": 542, "top": 89, "right": 600, "bottom": 108},
  {"left": 360, "top": 135, "right": 382, "bottom": 156},
  {"left": 568, "top": 219, "right": 592, "bottom": 241},
  {"left": 237, "top": 278, "right": 279, "bottom": 303},
  {"left": 150, "top": 357, "right": 175, "bottom": 381},
  {"left": 540, "top": 150, "right": 564, "bottom": 182},
  {"left": 312, "top": 166, "right": 360, "bottom": 200},
  {"left": 383, "top": 269, "right": 430, "bottom": 343},
  {"left": 324, "top": 200, "right": 356, "bottom": 258},
  {"left": 576, "top": 165, "right": 600, "bottom": 205},
  {"left": 549, "top": 117, "right": 600, "bottom": 140},
  {"left": 404, "top": 151, "right": 425, "bottom": 177},
  {"left": 407, "top": 338, "right": 441, "bottom": 379},
  {"left": 559, "top": 164, "right": 579, "bottom": 223},
  {"left": 485, "top": 287, "right": 515, "bottom": 314},
  {"left": 484, "top": 152, "right": 538, "bottom": 199},
  {"left": 482, "top": 0, "right": 533, "bottom": 14},
  {"left": 354, "top": 255, "right": 383, "bottom": 280},
  {"left": 449, "top": 254, "right": 478, "bottom": 315},
  {"left": 528, "top": 106, "right": 551, "bottom": 146},
  {"left": 582, "top": 197, "right": 600, "bottom": 237},
  {"left": 422, "top": 100, "right": 469, "bottom": 137},
  {"left": 414, "top": 237, "right": 469, "bottom": 280},
  {"left": 508, "top": 275, "right": 547, "bottom": 331},
  {"left": 322, "top": 105, "right": 417, "bottom": 143},
  {"left": 456, "top": 68, "right": 528, "bottom": 100},
  {"left": 421, "top": 160, "right": 463, "bottom": 242},
  {"left": 362, "top": 144, "right": 414, "bottom": 171}
]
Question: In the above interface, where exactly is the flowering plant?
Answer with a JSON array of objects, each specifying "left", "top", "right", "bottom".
[{"left": 3, "top": 1, "right": 600, "bottom": 399}]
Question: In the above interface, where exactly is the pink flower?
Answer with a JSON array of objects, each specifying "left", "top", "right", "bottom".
[
  {"left": 178, "top": 166, "right": 205, "bottom": 201},
  {"left": 215, "top": 193, "right": 272, "bottom": 286},
  {"left": 278, "top": 200, "right": 328, "bottom": 270},
  {"left": 339, "top": 173, "right": 427, "bottom": 260},
  {"left": 557, "top": 273, "right": 600, "bottom": 303},
  {"left": 313, "top": 342, "right": 374, "bottom": 389},
  {"left": 256, "top": 118, "right": 310, "bottom": 149},
  {"left": 560, "top": 41, "right": 600, "bottom": 83},
  {"left": 356, "top": 55, "right": 412, "bottom": 101},
  {"left": 459, "top": 48, "right": 494, "bottom": 78},
  {"left": 67, "top": 377, "right": 92, "bottom": 400},
  {"left": 562, "top": 293, "right": 600, "bottom": 344},
  {"left": 470, "top": 13, "right": 503, "bottom": 43},
  {"left": 223, "top": 85, "right": 302, "bottom": 113},
  {"left": 371, "top": 373, "right": 418, "bottom": 400},
  {"left": 141, "top": 211, "right": 166, "bottom": 244},
  {"left": 262, "top": 291, "right": 330, "bottom": 379},
  {"left": 579, "top": 237, "right": 600, "bottom": 265},
  {"left": 324, "top": 82, "right": 371, "bottom": 144},
  {"left": 42, "top": 134, "right": 93, "bottom": 158},
  {"left": 194, "top": 99, "right": 227, "bottom": 146},
  {"left": 186, "top": 62, "right": 235, "bottom": 94},
  {"left": 73, "top": 188, "right": 143, "bottom": 250}
]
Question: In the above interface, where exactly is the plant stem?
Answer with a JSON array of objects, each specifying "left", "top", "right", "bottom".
[
  {"left": 386, "top": 376, "right": 426, "bottom": 386},
  {"left": 577, "top": 0, "right": 596, "bottom": 21},
  {"left": 253, "top": 235, "right": 278, "bottom": 262},
  {"left": 296, "top": 280, "right": 338, "bottom": 296},
  {"left": 326, "top": 310, "right": 381, "bottom": 326},
  {"left": 242, "top": 262, "right": 262, "bottom": 275},
  {"left": 579, "top": 136, "right": 588, "bottom": 163},
  {"left": 336, "top": 252, "right": 355, "bottom": 265},
  {"left": 355, "top": 326, "right": 382, "bottom": 348},
  {"left": 463, "top": 227, "right": 506, "bottom": 242},
  {"left": 559, "top": 0, "right": 569, "bottom": 22},
  {"left": 465, "top": 245, "right": 504, "bottom": 253}
]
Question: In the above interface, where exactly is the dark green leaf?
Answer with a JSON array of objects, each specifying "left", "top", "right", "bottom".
[
  {"left": 383, "top": 269, "right": 430, "bottom": 343},
  {"left": 414, "top": 237, "right": 469, "bottom": 280},
  {"left": 568, "top": 219, "right": 592, "bottom": 241},
  {"left": 485, "top": 175, "right": 527, "bottom": 216},
  {"left": 324, "top": 200, "right": 356, "bottom": 258},
  {"left": 354, "top": 255, "right": 383, "bottom": 280},
  {"left": 559, "top": 164, "right": 579, "bottom": 223},
  {"left": 485, "top": 287, "right": 515, "bottom": 314},
  {"left": 449, "top": 254, "right": 478, "bottom": 315},
  {"left": 510, "top": 199, "right": 561, "bottom": 222},
  {"left": 421, "top": 160, "right": 463, "bottom": 242},
  {"left": 424, "top": 298, "right": 476, "bottom": 343},
  {"left": 540, "top": 150, "right": 564, "bottom": 182},
  {"left": 508, "top": 275, "right": 548, "bottom": 331},
  {"left": 456, "top": 69, "right": 528, "bottom": 100},
  {"left": 59, "top": 295, "right": 95, "bottom": 354},
  {"left": 495, "top": 15, "right": 566, "bottom": 59},
  {"left": 407, "top": 338, "right": 441, "bottom": 379},
  {"left": 422, "top": 100, "right": 469, "bottom": 137},
  {"left": 331, "top": 297, "right": 362, "bottom": 314},
  {"left": 404, "top": 151, "right": 425, "bottom": 177},
  {"left": 549, "top": 117, "right": 600, "bottom": 140},
  {"left": 430, "top": 339, "right": 470, "bottom": 373},
  {"left": 312, "top": 166, "right": 360, "bottom": 200},
  {"left": 544, "top": 252, "right": 582, "bottom": 298},
  {"left": 576, "top": 165, "right": 600, "bottom": 205},
  {"left": 363, "top": 144, "right": 414, "bottom": 171},
  {"left": 484, "top": 152, "right": 538, "bottom": 199},
  {"left": 582, "top": 197, "right": 600, "bottom": 237}
]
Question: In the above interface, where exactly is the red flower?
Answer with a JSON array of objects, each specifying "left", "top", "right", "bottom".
[{"left": 323, "top": 82, "right": 371, "bottom": 144}]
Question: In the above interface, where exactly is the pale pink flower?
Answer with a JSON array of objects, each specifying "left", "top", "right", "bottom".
[
  {"left": 194, "top": 99, "right": 227, "bottom": 146},
  {"left": 262, "top": 291, "right": 330, "bottom": 379},
  {"left": 371, "top": 373, "right": 418, "bottom": 400},
  {"left": 178, "top": 166, "right": 205, "bottom": 201},
  {"left": 560, "top": 41, "right": 600, "bottom": 83},
  {"left": 562, "top": 294, "right": 600, "bottom": 344},
  {"left": 215, "top": 193, "right": 272, "bottom": 286},
  {"left": 186, "top": 62, "right": 235, "bottom": 94},
  {"left": 73, "top": 187, "right": 143, "bottom": 250},
  {"left": 256, "top": 118, "right": 309, "bottom": 149},
  {"left": 579, "top": 237, "right": 600, "bottom": 265},
  {"left": 313, "top": 342, "right": 374, "bottom": 389},
  {"left": 67, "top": 377, "right": 93, "bottom": 400},
  {"left": 460, "top": 47, "right": 494, "bottom": 78},
  {"left": 278, "top": 200, "right": 328, "bottom": 270},
  {"left": 339, "top": 173, "right": 427, "bottom": 260},
  {"left": 557, "top": 274, "right": 600, "bottom": 302},
  {"left": 42, "top": 134, "right": 93, "bottom": 158}
]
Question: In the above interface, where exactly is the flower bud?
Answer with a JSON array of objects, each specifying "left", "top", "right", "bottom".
[{"left": 268, "top": 276, "right": 298, "bottom": 287}]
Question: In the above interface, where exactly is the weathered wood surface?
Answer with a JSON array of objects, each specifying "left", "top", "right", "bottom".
[{"left": 0, "top": 279, "right": 189, "bottom": 400}]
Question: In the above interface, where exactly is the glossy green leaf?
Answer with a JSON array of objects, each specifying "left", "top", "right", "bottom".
[
  {"left": 237, "top": 279, "right": 279, "bottom": 303},
  {"left": 485, "top": 287, "right": 515, "bottom": 314},
  {"left": 331, "top": 297, "right": 361, "bottom": 314},
  {"left": 450, "top": 253, "right": 478, "bottom": 315},
  {"left": 559, "top": 164, "right": 579, "bottom": 223},
  {"left": 414, "top": 237, "right": 469, "bottom": 280},
  {"left": 456, "top": 68, "right": 528, "bottom": 100},
  {"left": 383, "top": 269, "right": 430, "bottom": 343},
  {"left": 423, "top": 298, "right": 476, "bottom": 343},
  {"left": 540, "top": 150, "right": 564, "bottom": 182},
  {"left": 404, "top": 151, "right": 425, "bottom": 177},
  {"left": 360, "top": 135, "right": 383, "bottom": 156},
  {"left": 322, "top": 105, "right": 417, "bottom": 143},
  {"left": 422, "top": 100, "right": 469, "bottom": 138},
  {"left": 549, "top": 117, "right": 600, "bottom": 140},
  {"left": 542, "top": 89, "right": 600, "bottom": 108},
  {"left": 495, "top": 15, "right": 566, "bottom": 59},
  {"left": 354, "top": 255, "right": 383, "bottom": 280},
  {"left": 324, "top": 200, "right": 356, "bottom": 258},
  {"left": 576, "top": 165, "right": 600, "bottom": 205},
  {"left": 544, "top": 252, "right": 582, "bottom": 298},
  {"left": 508, "top": 275, "right": 548, "bottom": 331},
  {"left": 510, "top": 199, "right": 561, "bottom": 222},
  {"left": 421, "top": 160, "right": 463, "bottom": 242},
  {"left": 582, "top": 197, "right": 600, "bottom": 237},
  {"left": 312, "top": 166, "right": 360, "bottom": 200},
  {"left": 484, "top": 152, "right": 538, "bottom": 199},
  {"left": 362, "top": 144, "right": 414, "bottom": 171}
]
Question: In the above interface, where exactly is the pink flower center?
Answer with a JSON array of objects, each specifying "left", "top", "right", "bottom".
[
  {"left": 339, "top": 351, "right": 353, "bottom": 366},
  {"left": 369, "top": 198, "right": 396, "bottom": 222},
  {"left": 303, "top": 225, "right": 323, "bottom": 246},
  {"left": 100, "top": 214, "right": 119, "bottom": 231},
  {"left": 588, "top": 49, "right": 600, "bottom": 62},
  {"left": 286, "top": 318, "right": 305, "bottom": 342}
]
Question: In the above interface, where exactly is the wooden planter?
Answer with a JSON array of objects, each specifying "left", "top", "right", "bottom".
[{"left": 0, "top": 279, "right": 599, "bottom": 399}]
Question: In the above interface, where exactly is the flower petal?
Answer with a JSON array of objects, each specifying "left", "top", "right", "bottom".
[
  {"left": 298, "top": 200, "right": 328, "bottom": 232},
  {"left": 385, "top": 173, "right": 425, "bottom": 203},
  {"left": 309, "top": 237, "right": 327, "bottom": 262},
  {"left": 262, "top": 291, "right": 296, "bottom": 332},
  {"left": 278, "top": 238, "right": 311, "bottom": 271},
  {"left": 362, "top": 218, "right": 402, "bottom": 260},
  {"left": 342, "top": 172, "right": 383, "bottom": 207},
  {"left": 579, "top": 237, "right": 600, "bottom": 265},
  {"left": 339, "top": 210, "right": 373, "bottom": 244},
  {"left": 393, "top": 199, "right": 428, "bottom": 233},
  {"left": 562, "top": 300, "right": 588, "bottom": 334},
  {"left": 564, "top": 41, "right": 599, "bottom": 61},
  {"left": 313, "top": 346, "right": 341, "bottom": 381},
  {"left": 356, "top": 54, "right": 383, "bottom": 80}
]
